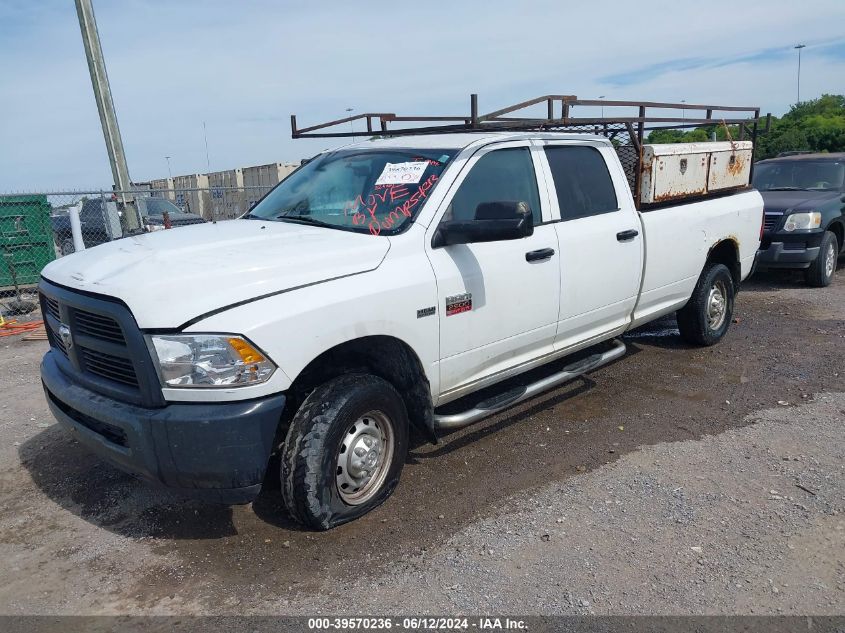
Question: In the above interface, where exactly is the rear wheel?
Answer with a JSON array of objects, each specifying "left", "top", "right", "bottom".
[
  {"left": 281, "top": 374, "right": 409, "bottom": 530},
  {"left": 804, "top": 230, "right": 838, "bottom": 288},
  {"left": 677, "top": 263, "right": 735, "bottom": 346}
]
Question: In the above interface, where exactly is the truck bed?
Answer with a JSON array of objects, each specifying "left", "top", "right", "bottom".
[{"left": 631, "top": 188, "right": 763, "bottom": 328}]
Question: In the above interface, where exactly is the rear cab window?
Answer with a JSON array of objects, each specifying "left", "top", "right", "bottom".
[{"left": 544, "top": 145, "right": 619, "bottom": 221}]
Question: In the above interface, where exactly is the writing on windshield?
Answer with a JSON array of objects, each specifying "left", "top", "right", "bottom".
[{"left": 246, "top": 149, "right": 456, "bottom": 235}]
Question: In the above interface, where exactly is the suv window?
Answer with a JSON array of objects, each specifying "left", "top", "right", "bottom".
[
  {"left": 544, "top": 146, "right": 618, "bottom": 221},
  {"left": 446, "top": 147, "right": 542, "bottom": 224}
]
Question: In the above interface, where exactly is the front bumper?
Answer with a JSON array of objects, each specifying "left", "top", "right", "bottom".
[
  {"left": 756, "top": 232, "right": 823, "bottom": 270},
  {"left": 41, "top": 351, "right": 286, "bottom": 504}
]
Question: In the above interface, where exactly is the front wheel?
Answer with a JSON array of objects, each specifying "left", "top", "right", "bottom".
[
  {"left": 676, "top": 263, "right": 735, "bottom": 346},
  {"left": 281, "top": 374, "right": 409, "bottom": 530},
  {"left": 804, "top": 230, "right": 838, "bottom": 288}
]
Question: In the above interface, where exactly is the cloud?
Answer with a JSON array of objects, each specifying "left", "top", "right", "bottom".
[{"left": 2, "top": 0, "right": 845, "bottom": 190}]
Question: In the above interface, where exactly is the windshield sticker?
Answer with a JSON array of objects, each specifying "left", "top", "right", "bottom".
[{"left": 374, "top": 161, "right": 429, "bottom": 185}]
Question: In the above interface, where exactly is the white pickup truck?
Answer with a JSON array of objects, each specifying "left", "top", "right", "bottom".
[{"left": 39, "top": 122, "right": 764, "bottom": 529}]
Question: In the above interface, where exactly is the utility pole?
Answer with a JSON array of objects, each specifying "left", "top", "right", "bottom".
[
  {"left": 794, "top": 44, "right": 806, "bottom": 106},
  {"left": 74, "top": 0, "right": 138, "bottom": 228}
]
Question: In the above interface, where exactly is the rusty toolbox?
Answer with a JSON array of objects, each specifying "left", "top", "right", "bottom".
[{"left": 639, "top": 141, "right": 753, "bottom": 205}]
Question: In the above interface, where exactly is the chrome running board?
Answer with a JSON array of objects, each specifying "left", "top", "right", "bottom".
[{"left": 433, "top": 339, "right": 627, "bottom": 431}]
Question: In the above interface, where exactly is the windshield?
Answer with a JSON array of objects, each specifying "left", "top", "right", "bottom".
[
  {"left": 753, "top": 161, "right": 845, "bottom": 192},
  {"left": 245, "top": 148, "right": 456, "bottom": 235},
  {"left": 143, "top": 198, "right": 184, "bottom": 216}
]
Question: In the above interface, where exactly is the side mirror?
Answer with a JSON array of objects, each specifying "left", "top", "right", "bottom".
[{"left": 432, "top": 201, "right": 534, "bottom": 248}]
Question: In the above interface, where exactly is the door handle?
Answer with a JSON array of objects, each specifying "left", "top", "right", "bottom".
[
  {"left": 525, "top": 248, "right": 555, "bottom": 262},
  {"left": 616, "top": 229, "right": 639, "bottom": 242}
]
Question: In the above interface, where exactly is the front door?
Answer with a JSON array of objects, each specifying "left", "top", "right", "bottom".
[{"left": 425, "top": 142, "right": 561, "bottom": 401}]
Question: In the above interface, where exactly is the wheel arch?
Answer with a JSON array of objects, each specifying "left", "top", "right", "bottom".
[
  {"left": 279, "top": 335, "right": 436, "bottom": 448},
  {"left": 826, "top": 219, "right": 844, "bottom": 253},
  {"left": 706, "top": 238, "right": 741, "bottom": 287}
]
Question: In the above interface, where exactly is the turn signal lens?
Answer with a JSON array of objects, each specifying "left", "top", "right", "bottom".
[{"left": 227, "top": 337, "right": 266, "bottom": 365}]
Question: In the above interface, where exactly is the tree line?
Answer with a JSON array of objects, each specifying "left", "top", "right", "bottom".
[{"left": 646, "top": 94, "right": 845, "bottom": 159}]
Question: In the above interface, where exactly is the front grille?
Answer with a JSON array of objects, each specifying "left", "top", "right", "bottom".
[
  {"left": 45, "top": 296, "right": 60, "bottom": 321},
  {"left": 52, "top": 331, "right": 68, "bottom": 357},
  {"left": 75, "top": 309, "right": 125, "bottom": 344},
  {"left": 80, "top": 348, "right": 139, "bottom": 387},
  {"left": 39, "top": 285, "right": 155, "bottom": 404},
  {"left": 763, "top": 214, "right": 782, "bottom": 231}
]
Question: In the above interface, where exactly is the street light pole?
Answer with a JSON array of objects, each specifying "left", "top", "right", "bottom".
[
  {"left": 598, "top": 95, "right": 605, "bottom": 119},
  {"left": 165, "top": 156, "right": 173, "bottom": 180},
  {"left": 794, "top": 44, "right": 806, "bottom": 105}
]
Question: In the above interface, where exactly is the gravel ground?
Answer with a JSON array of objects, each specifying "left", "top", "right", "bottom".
[
  {"left": 0, "top": 266, "right": 843, "bottom": 615},
  {"left": 292, "top": 393, "right": 844, "bottom": 615}
]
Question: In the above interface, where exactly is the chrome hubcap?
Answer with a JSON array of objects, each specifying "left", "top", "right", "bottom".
[
  {"left": 335, "top": 410, "right": 394, "bottom": 505},
  {"left": 824, "top": 244, "right": 836, "bottom": 278},
  {"left": 706, "top": 280, "right": 728, "bottom": 330}
]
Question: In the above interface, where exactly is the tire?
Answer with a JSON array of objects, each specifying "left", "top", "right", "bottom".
[
  {"left": 60, "top": 239, "right": 75, "bottom": 255},
  {"left": 804, "top": 230, "right": 838, "bottom": 288},
  {"left": 281, "top": 374, "right": 409, "bottom": 530},
  {"left": 676, "top": 262, "right": 735, "bottom": 346}
]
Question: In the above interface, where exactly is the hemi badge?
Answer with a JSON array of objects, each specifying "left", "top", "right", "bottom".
[
  {"left": 445, "top": 293, "right": 472, "bottom": 316},
  {"left": 417, "top": 306, "right": 436, "bottom": 319}
]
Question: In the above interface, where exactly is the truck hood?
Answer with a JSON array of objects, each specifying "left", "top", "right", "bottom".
[
  {"left": 41, "top": 220, "right": 390, "bottom": 329},
  {"left": 760, "top": 189, "right": 841, "bottom": 214}
]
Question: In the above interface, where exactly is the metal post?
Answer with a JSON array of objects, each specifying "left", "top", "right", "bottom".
[
  {"left": 69, "top": 203, "right": 85, "bottom": 252},
  {"left": 794, "top": 44, "right": 806, "bottom": 105},
  {"left": 75, "top": 0, "right": 137, "bottom": 229},
  {"left": 346, "top": 108, "right": 356, "bottom": 142}
]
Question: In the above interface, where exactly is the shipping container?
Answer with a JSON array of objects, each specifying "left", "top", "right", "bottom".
[
  {"left": 173, "top": 174, "right": 211, "bottom": 219},
  {"left": 129, "top": 181, "right": 152, "bottom": 196},
  {"left": 207, "top": 168, "right": 245, "bottom": 220},
  {"left": 242, "top": 162, "right": 298, "bottom": 210},
  {"left": 149, "top": 177, "right": 175, "bottom": 201}
]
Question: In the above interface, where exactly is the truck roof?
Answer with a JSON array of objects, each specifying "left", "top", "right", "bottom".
[
  {"left": 342, "top": 131, "right": 609, "bottom": 151},
  {"left": 758, "top": 152, "right": 845, "bottom": 163}
]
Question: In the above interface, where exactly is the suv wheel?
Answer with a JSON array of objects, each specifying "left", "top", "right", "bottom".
[
  {"left": 281, "top": 374, "right": 409, "bottom": 530},
  {"left": 804, "top": 230, "right": 838, "bottom": 288},
  {"left": 677, "top": 262, "right": 735, "bottom": 346}
]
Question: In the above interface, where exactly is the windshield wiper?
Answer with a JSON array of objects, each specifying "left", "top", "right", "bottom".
[
  {"left": 765, "top": 186, "right": 804, "bottom": 191},
  {"left": 274, "top": 215, "right": 336, "bottom": 228}
]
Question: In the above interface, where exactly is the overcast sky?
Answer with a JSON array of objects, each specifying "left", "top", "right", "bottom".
[{"left": 2, "top": 0, "right": 844, "bottom": 191}]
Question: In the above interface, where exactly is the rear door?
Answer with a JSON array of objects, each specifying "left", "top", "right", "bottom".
[
  {"left": 536, "top": 142, "right": 643, "bottom": 350},
  {"left": 425, "top": 141, "right": 560, "bottom": 401}
]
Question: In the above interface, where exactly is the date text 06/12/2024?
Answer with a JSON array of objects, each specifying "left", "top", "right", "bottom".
[{"left": 307, "top": 617, "right": 527, "bottom": 630}]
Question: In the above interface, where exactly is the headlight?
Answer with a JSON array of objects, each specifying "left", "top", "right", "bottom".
[
  {"left": 783, "top": 211, "right": 821, "bottom": 232},
  {"left": 147, "top": 334, "right": 275, "bottom": 388}
]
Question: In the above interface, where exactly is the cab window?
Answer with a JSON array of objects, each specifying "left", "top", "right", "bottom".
[
  {"left": 544, "top": 146, "right": 619, "bottom": 221},
  {"left": 446, "top": 147, "right": 542, "bottom": 224}
]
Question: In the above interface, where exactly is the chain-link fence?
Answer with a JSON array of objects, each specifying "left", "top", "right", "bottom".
[{"left": 0, "top": 187, "right": 273, "bottom": 295}]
